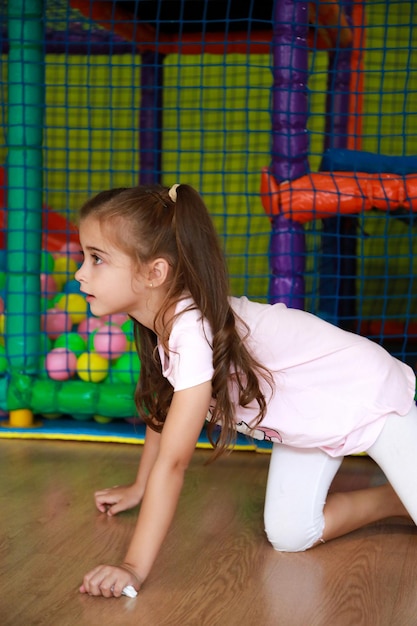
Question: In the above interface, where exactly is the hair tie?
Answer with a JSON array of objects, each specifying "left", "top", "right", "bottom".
[{"left": 168, "top": 184, "right": 180, "bottom": 203}]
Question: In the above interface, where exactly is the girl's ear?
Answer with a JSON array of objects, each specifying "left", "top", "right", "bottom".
[{"left": 148, "top": 258, "right": 170, "bottom": 287}]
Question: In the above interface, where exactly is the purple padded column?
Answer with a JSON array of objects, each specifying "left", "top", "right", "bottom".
[
  {"left": 320, "top": 1, "right": 356, "bottom": 329},
  {"left": 268, "top": 0, "right": 309, "bottom": 307},
  {"left": 139, "top": 50, "right": 165, "bottom": 185}
]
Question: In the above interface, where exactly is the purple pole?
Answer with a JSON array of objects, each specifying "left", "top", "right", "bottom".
[
  {"left": 320, "top": 1, "right": 356, "bottom": 328},
  {"left": 139, "top": 50, "right": 165, "bottom": 185},
  {"left": 268, "top": 0, "right": 309, "bottom": 307}
]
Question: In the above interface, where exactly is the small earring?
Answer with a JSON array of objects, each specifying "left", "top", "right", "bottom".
[{"left": 149, "top": 282, "right": 153, "bottom": 288}]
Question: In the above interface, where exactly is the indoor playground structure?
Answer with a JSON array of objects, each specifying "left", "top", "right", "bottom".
[{"left": 0, "top": 0, "right": 416, "bottom": 447}]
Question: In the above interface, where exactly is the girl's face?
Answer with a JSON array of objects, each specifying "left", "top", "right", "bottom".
[{"left": 75, "top": 216, "right": 155, "bottom": 327}]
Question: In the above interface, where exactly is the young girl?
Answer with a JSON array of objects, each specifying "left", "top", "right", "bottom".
[{"left": 76, "top": 183, "right": 417, "bottom": 599}]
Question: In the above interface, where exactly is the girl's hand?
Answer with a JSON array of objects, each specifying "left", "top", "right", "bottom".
[
  {"left": 79, "top": 563, "right": 142, "bottom": 598},
  {"left": 94, "top": 484, "right": 143, "bottom": 516}
]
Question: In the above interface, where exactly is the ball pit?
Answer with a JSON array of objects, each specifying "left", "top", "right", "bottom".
[{"left": 1, "top": 246, "right": 143, "bottom": 423}]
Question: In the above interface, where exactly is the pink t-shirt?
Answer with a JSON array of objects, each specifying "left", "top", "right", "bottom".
[{"left": 157, "top": 296, "right": 416, "bottom": 456}]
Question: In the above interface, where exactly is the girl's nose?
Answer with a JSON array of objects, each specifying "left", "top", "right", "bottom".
[{"left": 75, "top": 263, "right": 85, "bottom": 283}]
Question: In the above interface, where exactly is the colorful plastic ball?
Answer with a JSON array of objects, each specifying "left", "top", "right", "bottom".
[
  {"left": 52, "top": 256, "right": 78, "bottom": 290},
  {"left": 94, "top": 415, "right": 112, "bottom": 424},
  {"left": 58, "top": 241, "right": 83, "bottom": 265},
  {"left": 54, "top": 332, "right": 86, "bottom": 356},
  {"left": 77, "top": 352, "right": 109, "bottom": 383},
  {"left": 112, "top": 351, "right": 141, "bottom": 384},
  {"left": 41, "top": 250, "right": 55, "bottom": 273},
  {"left": 45, "top": 347, "right": 77, "bottom": 381},
  {"left": 0, "top": 296, "right": 4, "bottom": 314},
  {"left": 63, "top": 279, "right": 83, "bottom": 295},
  {"left": 100, "top": 313, "right": 129, "bottom": 327},
  {"left": 87, "top": 327, "right": 100, "bottom": 352},
  {"left": 77, "top": 316, "right": 104, "bottom": 341},
  {"left": 42, "top": 307, "right": 72, "bottom": 339},
  {"left": 121, "top": 319, "right": 135, "bottom": 342},
  {"left": 93, "top": 324, "right": 127, "bottom": 360},
  {"left": 41, "top": 296, "right": 55, "bottom": 313},
  {"left": 40, "top": 273, "right": 58, "bottom": 299},
  {"left": 55, "top": 293, "right": 88, "bottom": 325}
]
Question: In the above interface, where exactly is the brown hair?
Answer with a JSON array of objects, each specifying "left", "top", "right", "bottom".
[{"left": 79, "top": 184, "right": 271, "bottom": 460}]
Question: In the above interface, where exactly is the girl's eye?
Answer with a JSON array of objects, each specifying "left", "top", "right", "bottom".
[{"left": 92, "top": 254, "right": 103, "bottom": 265}]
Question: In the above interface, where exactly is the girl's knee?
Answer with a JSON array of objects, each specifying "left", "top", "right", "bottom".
[{"left": 264, "top": 516, "right": 324, "bottom": 552}]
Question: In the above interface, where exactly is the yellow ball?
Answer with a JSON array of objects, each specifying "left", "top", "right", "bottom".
[
  {"left": 56, "top": 293, "right": 88, "bottom": 325},
  {"left": 53, "top": 256, "right": 78, "bottom": 290},
  {"left": 94, "top": 415, "right": 112, "bottom": 424},
  {"left": 0, "top": 313, "right": 4, "bottom": 334},
  {"left": 77, "top": 352, "right": 109, "bottom": 383}
]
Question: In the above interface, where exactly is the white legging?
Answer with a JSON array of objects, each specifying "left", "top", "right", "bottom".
[{"left": 264, "top": 403, "right": 417, "bottom": 552}]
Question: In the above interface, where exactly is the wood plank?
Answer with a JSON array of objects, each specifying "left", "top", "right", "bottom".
[{"left": 1, "top": 439, "right": 417, "bottom": 625}]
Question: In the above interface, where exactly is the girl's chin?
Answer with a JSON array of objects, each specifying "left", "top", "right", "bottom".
[
  {"left": 88, "top": 301, "right": 108, "bottom": 316},
  {"left": 89, "top": 302, "right": 123, "bottom": 318}
]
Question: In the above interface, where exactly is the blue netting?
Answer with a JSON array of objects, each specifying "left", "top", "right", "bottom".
[{"left": 0, "top": 0, "right": 416, "bottom": 424}]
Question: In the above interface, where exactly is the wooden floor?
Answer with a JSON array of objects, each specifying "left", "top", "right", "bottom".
[{"left": 1, "top": 439, "right": 417, "bottom": 626}]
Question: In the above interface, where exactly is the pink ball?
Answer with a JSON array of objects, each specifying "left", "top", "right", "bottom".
[
  {"left": 77, "top": 316, "right": 104, "bottom": 341},
  {"left": 41, "top": 273, "right": 58, "bottom": 299},
  {"left": 45, "top": 347, "right": 77, "bottom": 381},
  {"left": 93, "top": 324, "right": 127, "bottom": 360},
  {"left": 100, "top": 313, "right": 129, "bottom": 326},
  {"left": 58, "top": 241, "right": 84, "bottom": 265},
  {"left": 42, "top": 308, "right": 72, "bottom": 339}
]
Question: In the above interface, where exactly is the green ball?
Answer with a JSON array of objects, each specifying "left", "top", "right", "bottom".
[
  {"left": 41, "top": 250, "right": 55, "bottom": 273},
  {"left": 87, "top": 328, "right": 100, "bottom": 352},
  {"left": 112, "top": 351, "right": 141, "bottom": 384},
  {"left": 54, "top": 332, "right": 86, "bottom": 356},
  {"left": 121, "top": 319, "right": 135, "bottom": 343}
]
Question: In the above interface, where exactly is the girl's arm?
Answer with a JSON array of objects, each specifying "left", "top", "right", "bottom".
[
  {"left": 94, "top": 425, "right": 161, "bottom": 516},
  {"left": 80, "top": 380, "right": 212, "bottom": 598}
]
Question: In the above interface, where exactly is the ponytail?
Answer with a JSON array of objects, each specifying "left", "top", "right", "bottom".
[{"left": 168, "top": 185, "right": 270, "bottom": 460}]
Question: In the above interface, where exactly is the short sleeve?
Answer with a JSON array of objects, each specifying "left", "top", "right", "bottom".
[{"left": 159, "top": 305, "right": 214, "bottom": 391}]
